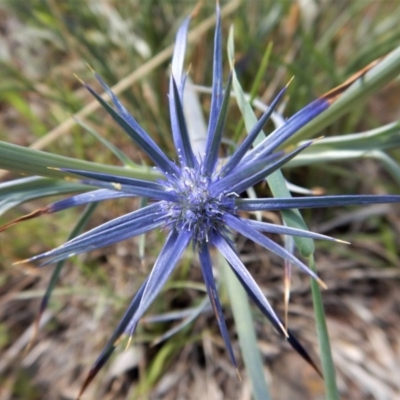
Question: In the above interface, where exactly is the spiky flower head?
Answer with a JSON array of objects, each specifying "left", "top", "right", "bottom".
[{"left": 3, "top": 4, "right": 400, "bottom": 398}]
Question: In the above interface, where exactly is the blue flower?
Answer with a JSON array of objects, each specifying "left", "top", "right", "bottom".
[{"left": 5, "top": 4, "right": 400, "bottom": 398}]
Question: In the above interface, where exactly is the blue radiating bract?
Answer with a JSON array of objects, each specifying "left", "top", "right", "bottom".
[{"left": 6, "top": 4, "right": 400, "bottom": 398}]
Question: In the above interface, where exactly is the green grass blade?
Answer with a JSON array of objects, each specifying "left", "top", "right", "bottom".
[
  {"left": 233, "top": 42, "right": 273, "bottom": 143},
  {"left": 266, "top": 171, "right": 314, "bottom": 257},
  {"left": 250, "top": 42, "right": 273, "bottom": 102},
  {"left": 74, "top": 118, "right": 137, "bottom": 167},
  {"left": 227, "top": 26, "right": 314, "bottom": 257},
  {"left": 0, "top": 141, "right": 160, "bottom": 181},
  {"left": 288, "top": 149, "right": 400, "bottom": 186},
  {"left": 286, "top": 120, "right": 400, "bottom": 172},
  {"left": 221, "top": 255, "right": 271, "bottom": 400},
  {"left": 309, "top": 255, "right": 339, "bottom": 400},
  {"left": 370, "top": 151, "right": 400, "bottom": 185},
  {"left": 0, "top": 176, "right": 89, "bottom": 216},
  {"left": 300, "top": 121, "right": 400, "bottom": 151},
  {"left": 227, "top": 25, "right": 339, "bottom": 398}
]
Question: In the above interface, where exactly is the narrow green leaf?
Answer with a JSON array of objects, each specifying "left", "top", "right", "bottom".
[
  {"left": 227, "top": 26, "right": 339, "bottom": 400},
  {"left": 0, "top": 141, "right": 161, "bottom": 181},
  {"left": 309, "top": 255, "right": 339, "bottom": 400},
  {"left": 233, "top": 42, "right": 273, "bottom": 142},
  {"left": 227, "top": 26, "right": 314, "bottom": 257},
  {"left": 250, "top": 42, "right": 273, "bottom": 102},
  {"left": 74, "top": 118, "right": 137, "bottom": 167},
  {"left": 221, "top": 255, "right": 271, "bottom": 400},
  {"left": 266, "top": 172, "right": 314, "bottom": 256},
  {"left": 0, "top": 176, "right": 89, "bottom": 216},
  {"left": 301, "top": 121, "right": 400, "bottom": 151},
  {"left": 287, "top": 150, "right": 400, "bottom": 186}
]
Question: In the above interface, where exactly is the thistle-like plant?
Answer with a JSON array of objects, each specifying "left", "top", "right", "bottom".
[{"left": 2, "top": 4, "right": 400, "bottom": 399}]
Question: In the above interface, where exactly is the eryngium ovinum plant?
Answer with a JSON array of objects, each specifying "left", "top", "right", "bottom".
[{"left": 2, "top": 4, "right": 400, "bottom": 399}]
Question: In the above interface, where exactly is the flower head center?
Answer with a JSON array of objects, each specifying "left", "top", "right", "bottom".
[{"left": 162, "top": 167, "right": 235, "bottom": 242}]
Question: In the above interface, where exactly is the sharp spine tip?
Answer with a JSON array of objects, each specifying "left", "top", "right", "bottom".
[
  {"left": 13, "top": 259, "right": 29, "bottom": 266},
  {"left": 236, "top": 368, "right": 242, "bottom": 381},
  {"left": 286, "top": 76, "right": 295, "bottom": 87},
  {"left": 86, "top": 63, "right": 95, "bottom": 73},
  {"left": 318, "top": 278, "right": 328, "bottom": 290},
  {"left": 336, "top": 239, "right": 351, "bottom": 245},
  {"left": 73, "top": 73, "right": 85, "bottom": 85}
]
